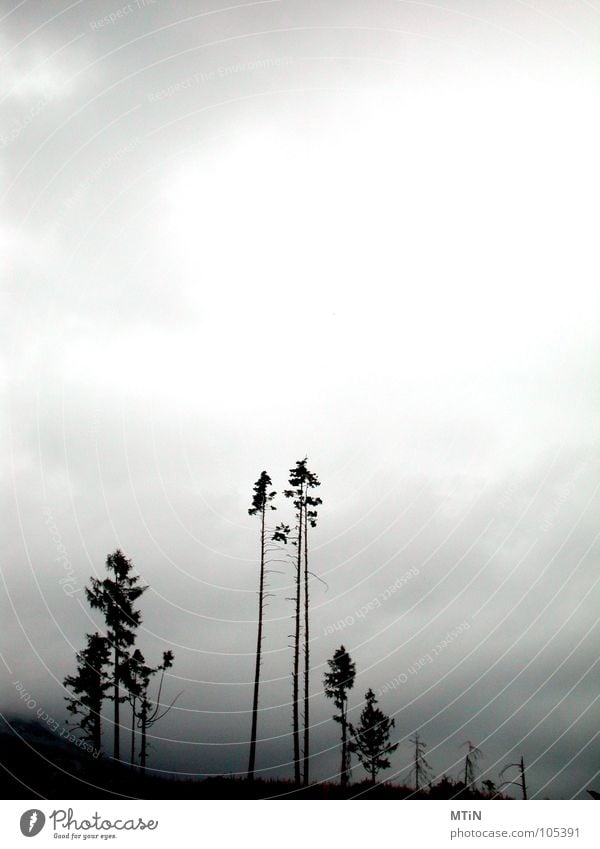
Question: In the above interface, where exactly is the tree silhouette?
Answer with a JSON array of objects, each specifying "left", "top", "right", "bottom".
[
  {"left": 461, "top": 742, "right": 483, "bottom": 794},
  {"left": 429, "top": 774, "right": 461, "bottom": 799},
  {"left": 284, "top": 457, "right": 321, "bottom": 786},
  {"left": 125, "top": 649, "right": 178, "bottom": 774},
  {"left": 85, "top": 550, "right": 147, "bottom": 760},
  {"left": 408, "top": 732, "right": 432, "bottom": 793},
  {"left": 121, "top": 649, "right": 143, "bottom": 766},
  {"left": 482, "top": 779, "right": 499, "bottom": 798},
  {"left": 247, "top": 471, "right": 277, "bottom": 781},
  {"left": 64, "top": 632, "right": 111, "bottom": 753},
  {"left": 349, "top": 688, "right": 398, "bottom": 786},
  {"left": 323, "top": 645, "right": 356, "bottom": 788},
  {"left": 500, "top": 755, "right": 528, "bottom": 799}
]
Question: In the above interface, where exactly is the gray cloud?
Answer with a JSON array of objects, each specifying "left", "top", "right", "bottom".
[{"left": 1, "top": 0, "right": 599, "bottom": 799}]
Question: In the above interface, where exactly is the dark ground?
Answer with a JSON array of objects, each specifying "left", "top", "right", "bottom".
[{"left": 0, "top": 717, "right": 510, "bottom": 800}]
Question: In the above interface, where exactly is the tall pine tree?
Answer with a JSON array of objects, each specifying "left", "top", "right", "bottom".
[
  {"left": 323, "top": 645, "right": 356, "bottom": 788},
  {"left": 85, "top": 550, "right": 147, "bottom": 760},
  {"left": 284, "top": 457, "right": 321, "bottom": 786},
  {"left": 247, "top": 471, "right": 277, "bottom": 780},
  {"left": 64, "top": 632, "right": 111, "bottom": 752},
  {"left": 349, "top": 689, "right": 398, "bottom": 786}
]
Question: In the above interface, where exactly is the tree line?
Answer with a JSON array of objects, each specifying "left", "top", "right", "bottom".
[
  {"left": 64, "top": 550, "right": 178, "bottom": 772},
  {"left": 246, "top": 459, "right": 321, "bottom": 785},
  {"left": 63, "top": 458, "right": 529, "bottom": 796},
  {"left": 245, "top": 461, "right": 400, "bottom": 788}
]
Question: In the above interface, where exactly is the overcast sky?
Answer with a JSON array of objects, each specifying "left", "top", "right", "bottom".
[{"left": 1, "top": 0, "right": 599, "bottom": 799}]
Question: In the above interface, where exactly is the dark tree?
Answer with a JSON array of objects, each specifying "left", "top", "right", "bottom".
[
  {"left": 323, "top": 645, "right": 356, "bottom": 788},
  {"left": 64, "top": 632, "right": 111, "bottom": 753},
  {"left": 482, "top": 779, "right": 499, "bottom": 798},
  {"left": 429, "top": 774, "right": 460, "bottom": 799},
  {"left": 408, "top": 732, "right": 432, "bottom": 793},
  {"left": 85, "top": 550, "right": 147, "bottom": 760},
  {"left": 499, "top": 755, "right": 528, "bottom": 799},
  {"left": 247, "top": 471, "right": 277, "bottom": 781},
  {"left": 121, "top": 648, "right": 144, "bottom": 766},
  {"left": 349, "top": 688, "right": 398, "bottom": 786},
  {"left": 462, "top": 741, "right": 482, "bottom": 793},
  {"left": 284, "top": 457, "right": 322, "bottom": 786},
  {"left": 128, "top": 649, "right": 178, "bottom": 774}
]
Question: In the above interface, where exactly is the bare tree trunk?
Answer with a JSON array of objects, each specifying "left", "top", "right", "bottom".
[
  {"left": 303, "top": 504, "right": 309, "bottom": 786},
  {"left": 130, "top": 697, "right": 136, "bottom": 766},
  {"left": 140, "top": 705, "right": 147, "bottom": 775},
  {"left": 415, "top": 737, "right": 419, "bottom": 791},
  {"left": 248, "top": 506, "right": 266, "bottom": 780},
  {"left": 521, "top": 756, "right": 527, "bottom": 800},
  {"left": 113, "top": 640, "right": 120, "bottom": 760},
  {"left": 93, "top": 706, "right": 101, "bottom": 755},
  {"left": 292, "top": 498, "right": 303, "bottom": 786},
  {"left": 341, "top": 698, "right": 348, "bottom": 788}
]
